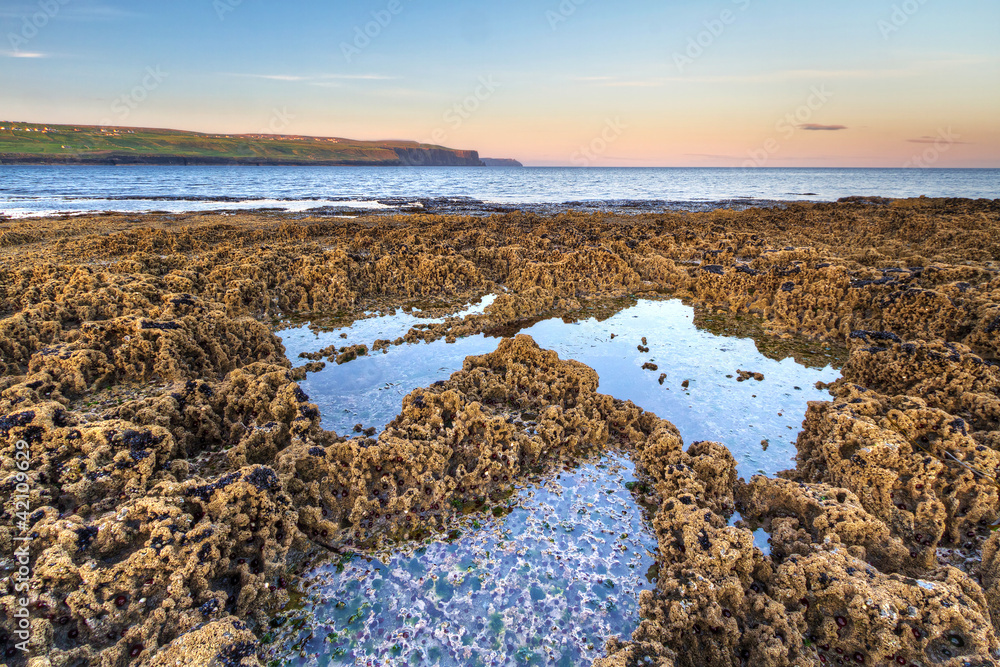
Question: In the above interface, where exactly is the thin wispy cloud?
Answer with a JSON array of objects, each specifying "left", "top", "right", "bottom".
[
  {"left": 242, "top": 74, "right": 308, "bottom": 82},
  {"left": 800, "top": 124, "right": 847, "bottom": 131},
  {"left": 908, "top": 136, "right": 971, "bottom": 144},
  {"left": 584, "top": 57, "right": 995, "bottom": 87},
  {"left": 0, "top": 50, "right": 47, "bottom": 58},
  {"left": 748, "top": 155, "right": 841, "bottom": 162},
  {"left": 0, "top": 3, "right": 138, "bottom": 20},
  {"left": 684, "top": 153, "right": 745, "bottom": 160},
  {"left": 64, "top": 5, "right": 141, "bottom": 20},
  {"left": 321, "top": 74, "right": 396, "bottom": 81},
  {"left": 366, "top": 87, "right": 438, "bottom": 99},
  {"left": 223, "top": 73, "right": 396, "bottom": 83},
  {"left": 601, "top": 80, "right": 665, "bottom": 88},
  {"left": 588, "top": 70, "right": 860, "bottom": 86},
  {"left": 0, "top": 3, "right": 44, "bottom": 18}
]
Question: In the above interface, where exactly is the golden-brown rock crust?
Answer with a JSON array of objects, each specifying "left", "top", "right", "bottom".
[{"left": 1, "top": 198, "right": 999, "bottom": 666}]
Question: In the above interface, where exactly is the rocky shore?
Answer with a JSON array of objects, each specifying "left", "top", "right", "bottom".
[{"left": 1, "top": 198, "right": 998, "bottom": 666}]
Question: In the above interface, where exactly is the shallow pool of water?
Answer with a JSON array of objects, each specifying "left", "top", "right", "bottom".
[
  {"left": 522, "top": 300, "right": 840, "bottom": 478},
  {"left": 270, "top": 298, "right": 843, "bottom": 665},
  {"left": 279, "top": 295, "right": 496, "bottom": 361},
  {"left": 279, "top": 298, "right": 840, "bottom": 478},
  {"left": 265, "top": 453, "right": 656, "bottom": 667}
]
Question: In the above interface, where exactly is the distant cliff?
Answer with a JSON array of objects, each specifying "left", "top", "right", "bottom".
[
  {"left": 0, "top": 121, "right": 498, "bottom": 167},
  {"left": 392, "top": 147, "right": 482, "bottom": 166},
  {"left": 481, "top": 158, "right": 524, "bottom": 167}
]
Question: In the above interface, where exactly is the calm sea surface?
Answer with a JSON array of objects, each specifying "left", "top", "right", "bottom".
[{"left": 0, "top": 166, "right": 997, "bottom": 217}]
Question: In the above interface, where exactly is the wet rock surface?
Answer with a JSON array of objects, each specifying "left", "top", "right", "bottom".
[{"left": 0, "top": 198, "right": 998, "bottom": 665}]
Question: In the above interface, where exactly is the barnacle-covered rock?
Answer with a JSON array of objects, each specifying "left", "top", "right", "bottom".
[
  {"left": 3, "top": 199, "right": 1000, "bottom": 665},
  {"left": 737, "top": 476, "right": 911, "bottom": 571},
  {"left": 792, "top": 386, "right": 1000, "bottom": 567},
  {"left": 146, "top": 617, "right": 262, "bottom": 666}
]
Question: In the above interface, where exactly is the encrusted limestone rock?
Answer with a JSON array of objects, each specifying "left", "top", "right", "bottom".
[{"left": 3, "top": 199, "right": 1000, "bottom": 665}]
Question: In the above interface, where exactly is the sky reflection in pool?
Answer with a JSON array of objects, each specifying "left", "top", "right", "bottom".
[
  {"left": 279, "top": 295, "right": 495, "bottom": 362},
  {"left": 279, "top": 298, "right": 840, "bottom": 478},
  {"left": 522, "top": 299, "right": 840, "bottom": 478}
]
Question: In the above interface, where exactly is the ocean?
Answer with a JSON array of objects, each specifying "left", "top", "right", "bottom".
[{"left": 0, "top": 166, "right": 997, "bottom": 218}]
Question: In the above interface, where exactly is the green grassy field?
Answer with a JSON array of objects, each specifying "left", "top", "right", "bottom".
[{"left": 0, "top": 121, "right": 481, "bottom": 165}]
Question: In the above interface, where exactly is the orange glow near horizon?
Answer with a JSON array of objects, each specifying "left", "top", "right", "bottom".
[{"left": 1, "top": 1, "right": 998, "bottom": 167}]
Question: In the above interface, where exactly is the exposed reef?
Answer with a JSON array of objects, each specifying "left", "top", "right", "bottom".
[{"left": 1, "top": 198, "right": 999, "bottom": 666}]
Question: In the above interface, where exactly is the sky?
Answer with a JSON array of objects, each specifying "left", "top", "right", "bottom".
[{"left": 1, "top": 0, "right": 998, "bottom": 167}]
